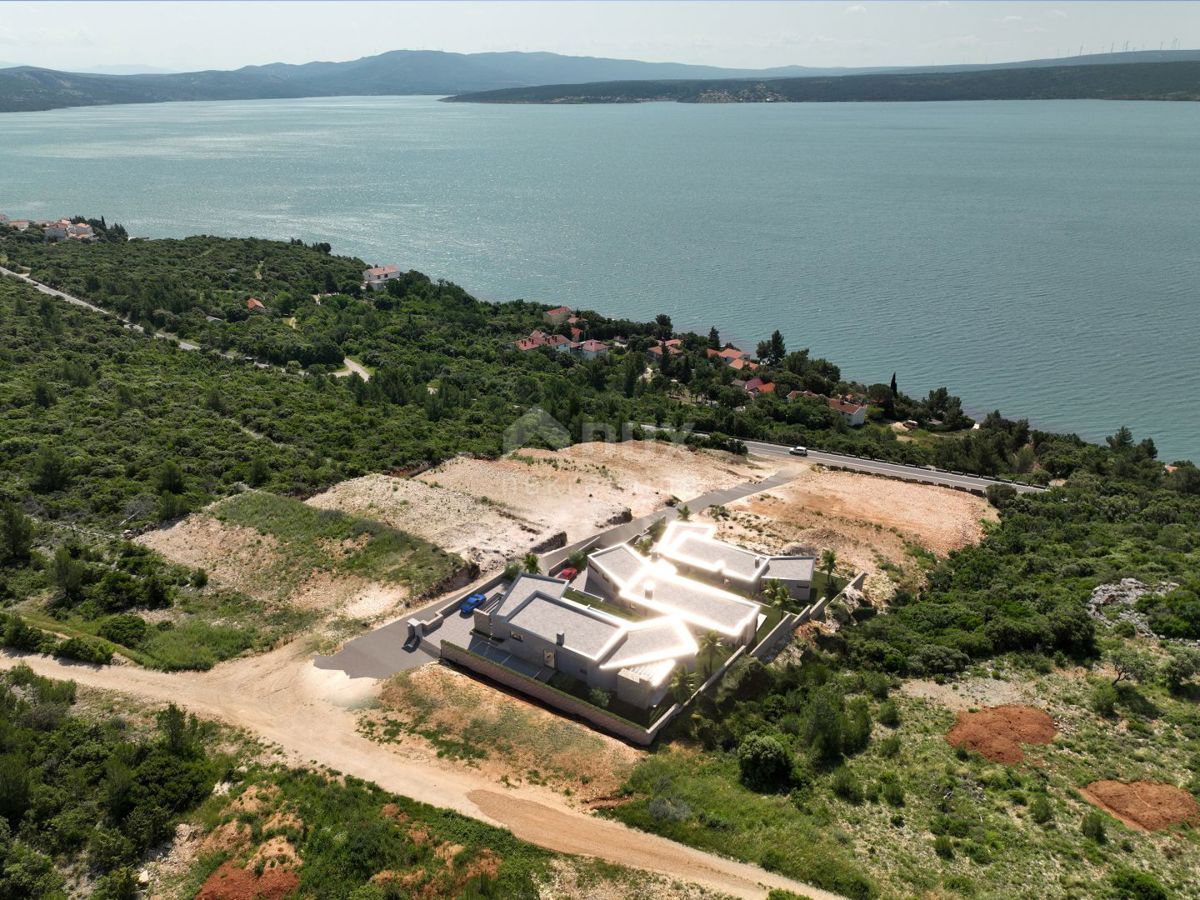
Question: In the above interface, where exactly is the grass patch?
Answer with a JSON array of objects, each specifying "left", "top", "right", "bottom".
[{"left": 214, "top": 490, "right": 463, "bottom": 595}]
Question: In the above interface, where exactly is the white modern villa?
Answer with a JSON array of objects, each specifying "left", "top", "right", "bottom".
[
  {"left": 475, "top": 573, "right": 698, "bottom": 709},
  {"left": 655, "top": 521, "right": 815, "bottom": 602}
]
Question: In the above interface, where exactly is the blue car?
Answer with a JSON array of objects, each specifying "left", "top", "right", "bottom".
[{"left": 460, "top": 592, "right": 487, "bottom": 614}]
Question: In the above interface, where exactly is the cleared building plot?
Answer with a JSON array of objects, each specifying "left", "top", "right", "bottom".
[
  {"left": 416, "top": 441, "right": 778, "bottom": 542},
  {"left": 305, "top": 473, "right": 557, "bottom": 572}
]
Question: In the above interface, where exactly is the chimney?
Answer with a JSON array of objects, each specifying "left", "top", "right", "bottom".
[
  {"left": 644, "top": 581, "right": 654, "bottom": 600},
  {"left": 556, "top": 631, "right": 565, "bottom": 646}
]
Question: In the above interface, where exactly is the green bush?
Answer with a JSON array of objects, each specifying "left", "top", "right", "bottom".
[
  {"left": 933, "top": 835, "right": 954, "bottom": 860},
  {"left": 876, "top": 700, "right": 900, "bottom": 728},
  {"left": 737, "top": 733, "right": 794, "bottom": 793},
  {"left": 98, "top": 614, "right": 149, "bottom": 649},
  {"left": 56, "top": 636, "right": 113, "bottom": 665},
  {"left": 831, "top": 767, "right": 864, "bottom": 804},
  {"left": 1108, "top": 867, "right": 1168, "bottom": 900},
  {"left": 1081, "top": 810, "right": 1108, "bottom": 844},
  {"left": 881, "top": 780, "right": 905, "bottom": 808},
  {"left": 1091, "top": 682, "right": 1119, "bottom": 718},
  {"left": 1029, "top": 795, "right": 1053, "bottom": 825}
]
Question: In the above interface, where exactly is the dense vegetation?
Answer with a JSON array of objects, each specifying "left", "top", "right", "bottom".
[
  {"left": 0, "top": 665, "right": 220, "bottom": 898},
  {"left": 609, "top": 435, "right": 1200, "bottom": 896},
  {"left": 0, "top": 664, "right": 611, "bottom": 897},
  {"left": 450, "top": 60, "right": 1200, "bottom": 104},
  {"left": 5, "top": 226, "right": 1200, "bottom": 897}
]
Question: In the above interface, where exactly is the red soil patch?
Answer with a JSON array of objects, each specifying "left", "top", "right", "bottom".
[
  {"left": 944, "top": 705, "right": 1056, "bottom": 764},
  {"left": 1081, "top": 780, "right": 1200, "bottom": 832},
  {"left": 195, "top": 860, "right": 299, "bottom": 900}
]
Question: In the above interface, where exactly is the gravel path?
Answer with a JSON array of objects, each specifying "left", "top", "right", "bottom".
[{"left": 0, "top": 646, "right": 840, "bottom": 900}]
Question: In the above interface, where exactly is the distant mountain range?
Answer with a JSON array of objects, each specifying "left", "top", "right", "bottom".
[{"left": 2, "top": 47, "right": 1199, "bottom": 113}]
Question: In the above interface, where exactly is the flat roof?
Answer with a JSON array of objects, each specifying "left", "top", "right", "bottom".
[
  {"left": 764, "top": 556, "right": 816, "bottom": 582},
  {"left": 601, "top": 618, "right": 696, "bottom": 671},
  {"left": 620, "top": 562, "right": 760, "bottom": 638},
  {"left": 493, "top": 573, "right": 567, "bottom": 617},
  {"left": 658, "top": 520, "right": 814, "bottom": 586},
  {"left": 588, "top": 543, "right": 647, "bottom": 585},
  {"left": 667, "top": 531, "right": 766, "bottom": 581},
  {"left": 506, "top": 592, "right": 623, "bottom": 660}
]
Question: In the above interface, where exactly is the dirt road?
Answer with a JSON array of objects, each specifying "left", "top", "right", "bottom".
[{"left": 0, "top": 647, "right": 839, "bottom": 900}]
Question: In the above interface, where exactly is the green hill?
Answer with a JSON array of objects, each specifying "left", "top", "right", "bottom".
[{"left": 448, "top": 60, "right": 1200, "bottom": 104}]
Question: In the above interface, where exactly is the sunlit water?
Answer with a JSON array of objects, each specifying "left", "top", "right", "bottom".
[{"left": 2, "top": 95, "right": 1197, "bottom": 460}]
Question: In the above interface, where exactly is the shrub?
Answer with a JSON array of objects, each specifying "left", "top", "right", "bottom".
[
  {"left": 881, "top": 780, "right": 905, "bottom": 808},
  {"left": 1081, "top": 810, "right": 1108, "bottom": 844},
  {"left": 877, "top": 700, "right": 900, "bottom": 728},
  {"left": 933, "top": 835, "right": 954, "bottom": 860},
  {"left": 831, "top": 767, "right": 863, "bottom": 804},
  {"left": 1029, "top": 795, "right": 1053, "bottom": 825},
  {"left": 1108, "top": 867, "right": 1168, "bottom": 900},
  {"left": 56, "top": 636, "right": 113, "bottom": 665},
  {"left": 737, "top": 733, "right": 793, "bottom": 792},
  {"left": 98, "top": 614, "right": 149, "bottom": 649},
  {"left": 877, "top": 735, "right": 901, "bottom": 758},
  {"left": 1091, "top": 682, "right": 1119, "bottom": 718}
]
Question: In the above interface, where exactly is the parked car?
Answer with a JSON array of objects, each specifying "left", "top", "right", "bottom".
[
  {"left": 558, "top": 567, "right": 578, "bottom": 582},
  {"left": 459, "top": 593, "right": 487, "bottom": 614},
  {"left": 789, "top": 445, "right": 808, "bottom": 456}
]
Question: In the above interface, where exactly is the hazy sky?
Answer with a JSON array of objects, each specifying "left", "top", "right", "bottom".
[{"left": 3, "top": 1, "right": 1198, "bottom": 72}]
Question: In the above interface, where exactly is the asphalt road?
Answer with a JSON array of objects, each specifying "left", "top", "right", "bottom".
[{"left": 740, "top": 438, "right": 1046, "bottom": 495}]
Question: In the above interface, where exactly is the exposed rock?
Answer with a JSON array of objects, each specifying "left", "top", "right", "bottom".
[{"left": 1087, "top": 578, "right": 1176, "bottom": 636}]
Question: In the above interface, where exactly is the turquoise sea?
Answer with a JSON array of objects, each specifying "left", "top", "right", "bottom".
[{"left": 1, "top": 96, "right": 1197, "bottom": 460}]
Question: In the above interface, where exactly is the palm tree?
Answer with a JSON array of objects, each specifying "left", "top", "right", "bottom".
[
  {"left": 523, "top": 552, "right": 540, "bottom": 574},
  {"left": 764, "top": 578, "right": 790, "bottom": 612},
  {"left": 671, "top": 667, "right": 695, "bottom": 703},
  {"left": 820, "top": 549, "right": 838, "bottom": 597},
  {"left": 677, "top": 504, "right": 691, "bottom": 521},
  {"left": 700, "top": 630, "right": 722, "bottom": 676}
]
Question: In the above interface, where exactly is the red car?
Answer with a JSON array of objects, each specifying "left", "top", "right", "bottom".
[{"left": 558, "top": 567, "right": 578, "bottom": 582}]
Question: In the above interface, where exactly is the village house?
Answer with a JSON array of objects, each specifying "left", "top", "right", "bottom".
[
  {"left": 743, "top": 377, "right": 776, "bottom": 396},
  {"left": 575, "top": 339, "right": 609, "bottom": 360},
  {"left": 544, "top": 305, "right": 573, "bottom": 326},
  {"left": 363, "top": 265, "right": 401, "bottom": 290},
  {"left": 246, "top": 297, "right": 266, "bottom": 311},
  {"left": 42, "top": 219, "right": 95, "bottom": 242},
  {"left": 829, "top": 397, "right": 868, "bottom": 427},
  {"left": 514, "top": 329, "right": 572, "bottom": 352},
  {"left": 786, "top": 390, "right": 868, "bottom": 427},
  {"left": 647, "top": 338, "right": 683, "bottom": 360}
]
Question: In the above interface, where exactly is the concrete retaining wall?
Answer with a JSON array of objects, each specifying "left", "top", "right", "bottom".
[
  {"left": 415, "top": 572, "right": 510, "bottom": 636},
  {"left": 441, "top": 640, "right": 664, "bottom": 745},
  {"left": 750, "top": 612, "right": 800, "bottom": 660}
]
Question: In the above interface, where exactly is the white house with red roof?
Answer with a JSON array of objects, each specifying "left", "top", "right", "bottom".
[
  {"left": 363, "top": 265, "right": 401, "bottom": 290},
  {"left": 576, "top": 339, "right": 610, "bottom": 360}
]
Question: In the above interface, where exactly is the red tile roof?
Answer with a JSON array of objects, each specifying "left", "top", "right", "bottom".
[
  {"left": 829, "top": 398, "right": 866, "bottom": 415},
  {"left": 246, "top": 298, "right": 265, "bottom": 310},
  {"left": 365, "top": 265, "right": 399, "bottom": 277}
]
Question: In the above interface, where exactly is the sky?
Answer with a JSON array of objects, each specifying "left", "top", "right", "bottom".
[{"left": 2, "top": 1, "right": 1198, "bottom": 72}]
